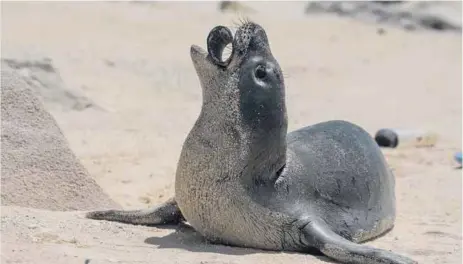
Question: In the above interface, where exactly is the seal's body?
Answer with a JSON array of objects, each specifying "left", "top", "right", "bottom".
[
  {"left": 178, "top": 119, "right": 395, "bottom": 252},
  {"left": 87, "top": 22, "right": 416, "bottom": 264}
]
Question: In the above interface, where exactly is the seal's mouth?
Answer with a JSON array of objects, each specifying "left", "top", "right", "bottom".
[{"left": 190, "top": 22, "right": 270, "bottom": 70}]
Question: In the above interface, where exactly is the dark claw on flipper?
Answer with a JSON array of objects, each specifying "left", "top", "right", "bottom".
[{"left": 206, "top": 25, "right": 233, "bottom": 67}]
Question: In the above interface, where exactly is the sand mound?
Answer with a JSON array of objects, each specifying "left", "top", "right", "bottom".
[
  {"left": 2, "top": 58, "right": 99, "bottom": 111},
  {"left": 0, "top": 65, "right": 120, "bottom": 211}
]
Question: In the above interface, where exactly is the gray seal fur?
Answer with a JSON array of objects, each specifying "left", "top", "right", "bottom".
[{"left": 86, "top": 21, "right": 417, "bottom": 264}]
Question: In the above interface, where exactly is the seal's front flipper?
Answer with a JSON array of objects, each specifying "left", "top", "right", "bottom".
[
  {"left": 301, "top": 220, "right": 417, "bottom": 264},
  {"left": 86, "top": 197, "right": 184, "bottom": 226}
]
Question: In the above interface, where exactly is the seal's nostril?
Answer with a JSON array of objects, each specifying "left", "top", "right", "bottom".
[{"left": 207, "top": 26, "right": 233, "bottom": 67}]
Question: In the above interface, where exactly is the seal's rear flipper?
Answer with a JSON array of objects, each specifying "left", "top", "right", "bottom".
[
  {"left": 85, "top": 197, "right": 184, "bottom": 226},
  {"left": 301, "top": 220, "right": 417, "bottom": 264}
]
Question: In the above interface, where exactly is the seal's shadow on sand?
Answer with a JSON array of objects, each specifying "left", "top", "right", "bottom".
[{"left": 144, "top": 223, "right": 336, "bottom": 262}]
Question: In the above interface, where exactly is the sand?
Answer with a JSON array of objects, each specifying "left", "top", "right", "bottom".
[
  {"left": 1, "top": 64, "right": 119, "bottom": 211},
  {"left": 1, "top": 2, "right": 461, "bottom": 264}
]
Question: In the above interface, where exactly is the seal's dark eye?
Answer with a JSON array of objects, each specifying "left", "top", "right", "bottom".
[{"left": 254, "top": 65, "right": 267, "bottom": 79}]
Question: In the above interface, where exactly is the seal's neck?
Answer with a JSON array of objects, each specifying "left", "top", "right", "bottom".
[
  {"left": 204, "top": 96, "right": 288, "bottom": 184},
  {"left": 188, "top": 78, "right": 288, "bottom": 188},
  {"left": 241, "top": 104, "right": 288, "bottom": 187}
]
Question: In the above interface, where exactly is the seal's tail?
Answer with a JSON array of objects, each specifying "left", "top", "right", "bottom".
[
  {"left": 85, "top": 198, "right": 183, "bottom": 226},
  {"left": 302, "top": 220, "right": 417, "bottom": 264}
]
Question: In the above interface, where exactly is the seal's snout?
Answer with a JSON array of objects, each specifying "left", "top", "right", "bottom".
[
  {"left": 190, "top": 21, "right": 271, "bottom": 73},
  {"left": 232, "top": 22, "right": 270, "bottom": 55}
]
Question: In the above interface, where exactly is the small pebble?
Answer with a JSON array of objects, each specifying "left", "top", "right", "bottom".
[
  {"left": 377, "top": 27, "right": 387, "bottom": 35},
  {"left": 455, "top": 152, "right": 462, "bottom": 165}
]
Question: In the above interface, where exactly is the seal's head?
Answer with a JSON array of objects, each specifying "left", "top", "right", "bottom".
[{"left": 190, "top": 21, "right": 286, "bottom": 133}]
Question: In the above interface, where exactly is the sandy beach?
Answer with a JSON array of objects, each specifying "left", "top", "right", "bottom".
[{"left": 1, "top": 2, "right": 462, "bottom": 264}]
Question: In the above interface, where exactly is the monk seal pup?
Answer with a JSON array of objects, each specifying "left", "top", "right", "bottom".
[{"left": 86, "top": 21, "right": 417, "bottom": 264}]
